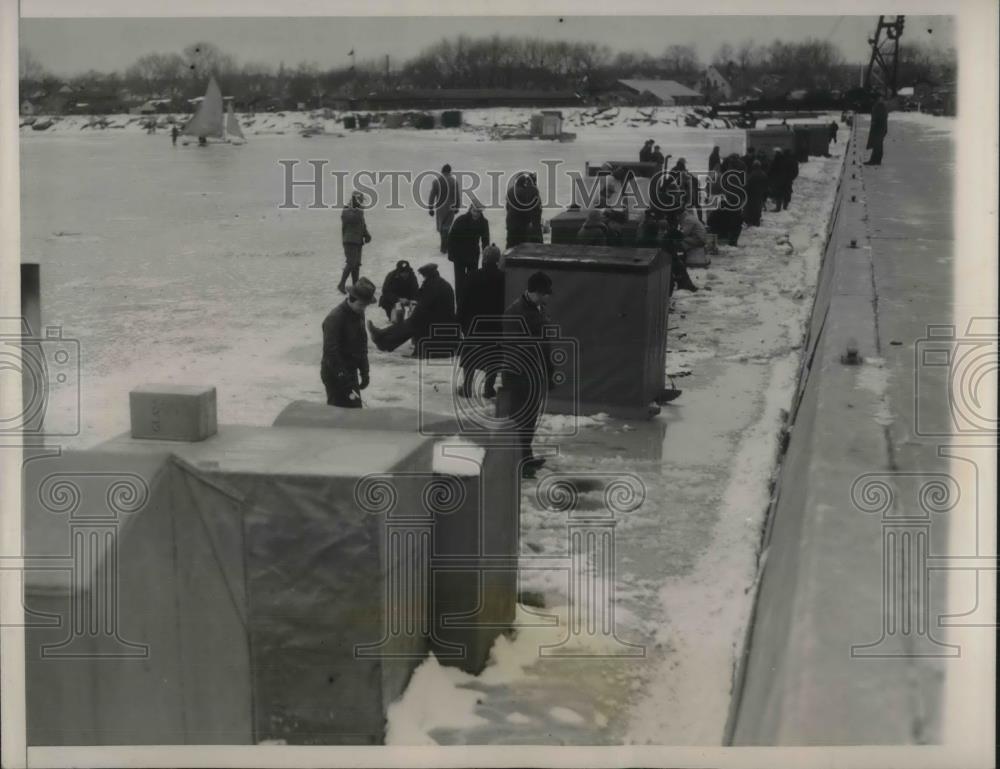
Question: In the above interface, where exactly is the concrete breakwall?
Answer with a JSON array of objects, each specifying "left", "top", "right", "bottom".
[{"left": 726, "top": 123, "right": 946, "bottom": 744}]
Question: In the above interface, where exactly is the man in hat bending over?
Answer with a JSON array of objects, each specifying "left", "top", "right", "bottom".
[
  {"left": 321, "top": 277, "right": 377, "bottom": 408},
  {"left": 368, "top": 263, "right": 457, "bottom": 356}
]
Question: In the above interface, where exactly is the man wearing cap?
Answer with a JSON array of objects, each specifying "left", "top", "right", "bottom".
[
  {"left": 378, "top": 259, "right": 419, "bottom": 320},
  {"left": 338, "top": 191, "right": 372, "bottom": 295},
  {"left": 368, "top": 263, "right": 457, "bottom": 356},
  {"left": 639, "top": 139, "right": 654, "bottom": 163},
  {"left": 321, "top": 277, "right": 376, "bottom": 408},
  {"left": 501, "top": 270, "right": 556, "bottom": 477},
  {"left": 447, "top": 201, "right": 491, "bottom": 306}
]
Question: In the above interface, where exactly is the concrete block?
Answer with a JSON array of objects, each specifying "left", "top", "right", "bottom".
[{"left": 129, "top": 384, "right": 217, "bottom": 441}]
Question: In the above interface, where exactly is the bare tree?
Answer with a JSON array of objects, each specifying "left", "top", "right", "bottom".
[
  {"left": 183, "top": 42, "right": 237, "bottom": 80},
  {"left": 19, "top": 48, "right": 46, "bottom": 81}
]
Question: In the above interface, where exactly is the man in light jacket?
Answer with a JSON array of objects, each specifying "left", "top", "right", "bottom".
[
  {"left": 338, "top": 191, "right": 372, "bottom": 294},
  {"left": 429, "top": 164, "right": 460, "bottom": 253}
]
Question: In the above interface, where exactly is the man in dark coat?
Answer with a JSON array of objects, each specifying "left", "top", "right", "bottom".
[
  {"left": 865, "top": 96, "right": 888, "bottom": 165},
  {"left": 429, "top": 164, "right": 460, "bottom": 252},
  {"left": 321, "top": 277, "right": 376, "bottom": 408},
  {"left": 505, "top": 173, "right": 543, "bottom": 249},
  {"left": 447, "top": 202, "right": 490, "bottom": 306},
  {"left": 639, "top": 139, "right": 654, "bottom": 162},
  {"left": 378, "top": 259, "right": 419, "bottom": 320},
  {"left": 649, "top": 145, "right": 666, "bottom": 166},
  {"left": 767, "top": 149, "right": 788, "bottom": 211},
  {"left": 709, "top": 146, "right": 722, "bottom": 173},
  {"left": 501, "top": 271, "right": 557, "bottom": 477},
  {"left": 368, "top": 263, "right": 457, "bottom": 357},
  {"left": 709, "top": 154, "right": 746, "bottom": 244},
  {"left": 743, "top": 160, "right": 769, "bottom": 227},
  {"left": 829, "top": 120, "right": 839, "bottom": 144},
  {"left": 458, "top": 244, "right": 505, "bottom": 398},
  {"left": 338, "top": 191, "right": 372, "bottom": 294}
]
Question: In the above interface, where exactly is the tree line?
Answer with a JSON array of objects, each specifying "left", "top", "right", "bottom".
[{"left": 19, "top": 34, "right": 956, "bottom": 110}]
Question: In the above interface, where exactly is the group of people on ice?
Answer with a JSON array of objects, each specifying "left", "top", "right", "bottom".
[
  {"left": 322, "top": 179, "right": 553, "bottom": 475},
  {"left": 320, "top": 139, "right": 804, "bottom": 476}
]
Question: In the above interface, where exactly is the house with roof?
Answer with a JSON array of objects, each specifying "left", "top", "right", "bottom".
[
  {"left": 699, "top": 66, "right": 734, "bottom": 101},
  {"left": 616, "top": 79, "right": 704, "bottom": 106}
]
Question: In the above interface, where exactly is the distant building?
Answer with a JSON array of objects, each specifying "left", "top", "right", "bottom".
[
  {"left": 700, "top": 66, "right": 733, "bottom": 101},
  {"left": 616, "top": 79, "right": 704, "bottom": 106}
]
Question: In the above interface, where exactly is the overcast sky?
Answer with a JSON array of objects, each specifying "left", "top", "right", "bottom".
[{"left": 21, "top": 16, "right": 955, "bottom": 77}]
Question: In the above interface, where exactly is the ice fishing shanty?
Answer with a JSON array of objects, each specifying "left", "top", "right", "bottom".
[
  {"left": 501, "top": 243, "right": 672, "bottom": 420},
  {"left": 24, "top": 402, "right": 520, "bottom": 746}
]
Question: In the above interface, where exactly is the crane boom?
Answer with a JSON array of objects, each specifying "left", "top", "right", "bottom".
[{"left": 864, "top": 15, "right": 905, "bottom": 97}]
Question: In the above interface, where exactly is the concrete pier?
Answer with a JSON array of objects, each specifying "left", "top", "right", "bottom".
[{"left": 730, "top": 115, "right": 971, "bottom": 744}]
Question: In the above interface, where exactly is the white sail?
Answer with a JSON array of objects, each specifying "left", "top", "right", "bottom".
[
  {"left": 182, "top": 77, "right": 225, "bottom": 138},
  {"left": 226, "top": 104, "right": 246, "bottom": 143}
]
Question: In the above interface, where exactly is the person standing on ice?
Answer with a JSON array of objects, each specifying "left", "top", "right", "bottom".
[
  {"left": 321, "top": 277, "right": 376, "bottom": 408},
  {"left": 447, "top": 201, "right": 490, "bottom": 307},
  {"left": 457, "top": 244, "right": 505, "bottom": 399},
  {"left": 429, "top": 164, "right": 460, "bottom": 253},
  {"left": 708, "top": 146, "right": 722, "bottom": 173},
  {"left": 865, "top": 96, "right": 888, "bottom": 166},
  {"left": 743, "top": 160, "right": 769, "bottom": 227},
  {"left": 505, "top": 173, "right": 543, "bottom": 249},
  {"left": 501, "top": 270, "right": 557, "bottom": 478},
  {"left": 639, "top": 139, "right": 654, "bottom": 162},
  {"left": 767, "top": 149, "right": 789, "bottom": 212},
  {"left": 338, "top": 191, "right": 372, "bottom": 294},
  {"left": 170, "top": 124, "right": 179, "bottom": 146}
]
